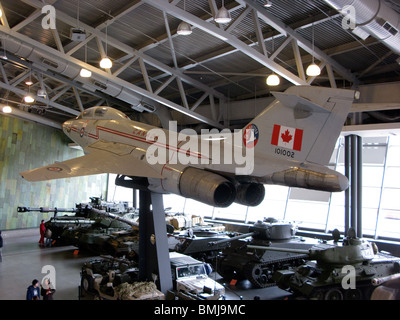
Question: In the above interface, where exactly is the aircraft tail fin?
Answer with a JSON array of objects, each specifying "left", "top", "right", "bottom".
[{"left": 243, "top": 86, "right": 356, "bottom": 166}]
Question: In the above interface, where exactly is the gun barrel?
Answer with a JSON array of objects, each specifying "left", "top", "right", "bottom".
[
  {"left": 91, "top": 208, "right": 139, "bottom": 228},
  {"left": 247, "top": 244, "right": 310, "bottom": 254},
  {"left": 17, "top": 206, "right": 76, "bottom": 213},
  {"left": 208, "top": 232, "right": 254, "bottom": 247},
  {"left": 50, "top": 218, "right": 95, "bottom": 225},
  {"left": 371, "top": 273, "right": 400, "bottom": 286}
]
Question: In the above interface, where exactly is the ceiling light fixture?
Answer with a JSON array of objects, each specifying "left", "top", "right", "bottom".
[
  {"left": 264, "top": 0, "right": 272, "bottom": 7},
  {"left": 177, "top": 21, "right": 192, "bottom": 35},
  {"left": 80, "top": 43, "right": 92, "bottom": 77},
  {"left": 100, "top": 57, "right": 112, "bottom": 69},
  {"left": 306, "top": 20, "right": 321, "bottom": 77},
  {"left": 177, "top": 0, "right": 192, "bottom": 35},
  {"left": 80, "top": 68, "right": 92, "bottom": 77},
  {"left": 215, "top": 0, "right": 231, "bottom": 24},
  {"left": 266, "top": 73, "right": 280, "bottom": 86},
  {"left": 2, "top": 105, "right": 12, "bottom": 113},
  {"left": 37, "top": 88, "right": 47, "bottom": 98},
  {"left": 266, "top": 35, "right": 280, "bottom": 86},
  {"left": 100, "top": 21, "right": 112, "bottom": 69},
  {"left": 306, "top": 63, "right": 321, "bottom": 77},
  {"left": 24, "top": 95, "right": 34, "bottom": 103}
]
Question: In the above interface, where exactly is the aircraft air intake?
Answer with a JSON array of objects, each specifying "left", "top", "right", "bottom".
[{"left": 179, "top": 168, "right": 236, "bottom": 208}]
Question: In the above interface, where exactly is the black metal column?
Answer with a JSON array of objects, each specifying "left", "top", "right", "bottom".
[
  {"left": 344, "top": 135, "right": 350, "bottom": 233},
  {"left": 138, "top": 190, "right": 151, "bottom": 281},
  {"left": 356, "top": 135, "right": 363, "bottom": 238},
  {"left": 344, "top": 134, "right": 363, "bottom": 237},
  {"left": 138, "top": 190, "right": 172, "bottom": 294}
]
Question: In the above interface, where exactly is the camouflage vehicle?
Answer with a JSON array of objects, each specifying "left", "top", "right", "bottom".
[
  {"left": 260, "top": 229, "right": 400, "bottom": 300},
  {"left": 80, "top": 255, "right": 164, "bottom": 300},
  {"left": 215, "top": 218, "right": 320, "bottom": 288}
]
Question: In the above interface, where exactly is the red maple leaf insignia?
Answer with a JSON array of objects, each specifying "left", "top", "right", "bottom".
[{"left": 281, "top": 129, "right": 292, "bottom": 143}]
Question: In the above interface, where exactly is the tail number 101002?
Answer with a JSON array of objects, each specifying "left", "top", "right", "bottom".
[{"left": 274, "top": 147, "right": 295, "bottom": 158}]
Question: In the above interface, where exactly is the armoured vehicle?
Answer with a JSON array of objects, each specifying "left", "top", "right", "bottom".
[
  {"left": 17, "top": 197, "right": 138, "bottom": 246},
  {"left": 214, "top": 218, "right": 322, "bottom": 288},
  {"left": 169, "top": 252, "right": 225, "bottom": 300},
  {"left": 260, "top": 229, "right": 400, "bottom": 300},
  {"left": 80, "top": 255, "right": 164, "bottom": 300},
  {"left": 18, "top": 199, "right": 140, "bottom": 256}
]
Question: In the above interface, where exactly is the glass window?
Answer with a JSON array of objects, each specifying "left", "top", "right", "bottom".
[
  {"left": 380, "top": 188, "right": 400, "bottom": 211},
  {"left": 247, "top": 199, "right": 286, "bottom": 223},
  {"left": 386, "top": 146, "right": 400, "bottom": 166},
  {"left": 107, "top": 174, "right": 134, "bottom": 207},
  {"left": 363, "top": 166, "right": 384, "bottom": 187},
  {"left": 362, "top": 187, "right": 381, "bottom": 208},
  {"left": 384, "top": 167, "right": 400, "bottom": 187},
  {"left": 361, "top": 208, "right": 378, "bottom": 236},
  {"left": 94, "top": 107, "right": 108, "bottom": 117},
  {"left": 163, "top": 194, "right": 186, "bottom": 212},
  {"left": 183, "top": 198, "right": 214, "bottom": 217},
  {"left": 213, "top": 203, "right": 247, "bottom": 221},
  {"left": 264, "top": 185, "right": 289, "bottom": 200},
  {"left": 284, "top": 201, "right": 329, "bottom": 230},
  {"left": 377, "top": 209, "right": 400, "bottom": 239}
]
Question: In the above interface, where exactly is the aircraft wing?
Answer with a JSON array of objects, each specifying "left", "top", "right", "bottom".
[{"left": 20, "top": 141, "right": 163, "bottom": 182}]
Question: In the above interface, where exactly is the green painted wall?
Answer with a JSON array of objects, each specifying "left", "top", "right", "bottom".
[{"left": 0, "top": 114, "right": 108, "bottom": 230}]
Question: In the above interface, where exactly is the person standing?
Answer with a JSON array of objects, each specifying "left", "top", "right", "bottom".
[
  {"left": 44, "top": 227, "right": 52, "bottom": 247},
  {"left": 39, "top": 220, "right": 45, "bottom": 247},
  {"left": 26, "top": 279, "right": 41, "bottom": 300},
  {"left": 41, "top": 278, "right": 56, "bottom": 300},
  {"left": 0, "top": 230, "right": 3, "bottom": 262}
]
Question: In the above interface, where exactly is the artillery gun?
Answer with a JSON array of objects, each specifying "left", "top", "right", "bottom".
[
  {"left": 255, "top": 229, "right": 400, "bottom": 299},
  {"left": 212, "top": 218, "right": 321, "bottom": 288}
]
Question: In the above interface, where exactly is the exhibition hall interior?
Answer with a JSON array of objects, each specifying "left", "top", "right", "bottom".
[{"left": 0, "top": 0, "right": 400, "bottom": 302}]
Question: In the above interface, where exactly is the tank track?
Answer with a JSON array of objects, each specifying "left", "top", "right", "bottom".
[{"left": 244, "top": 254, "right": 308, "bottom": 288}]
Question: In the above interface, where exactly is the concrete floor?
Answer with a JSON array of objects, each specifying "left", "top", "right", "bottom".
[
  {"left": 0, "top": 228, "right": 94, "bottom": 300},
  {"left": 0, "top": 228, "right": 291, "bottom": 300}
]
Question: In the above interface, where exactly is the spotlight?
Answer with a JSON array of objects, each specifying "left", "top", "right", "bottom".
[
  {"left": 266, "top": 74, "right": 280, "bottom": 86},
  {"left": 306, "top": 63, "right": 321, "bottom": 76},
  {"left": 2, "top": 106, "right": 12, "bottom": 113},
  {"left": 177, "top": 21, "right": 192, "bottom": 35},
  {"left": 100, "top": 57, "right": 112, "bottom": 69},
  {"left": 80, "top": 68, "right": 92, "bottom": 78}
]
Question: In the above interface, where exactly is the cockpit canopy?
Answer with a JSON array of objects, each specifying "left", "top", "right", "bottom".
[{"left": 76, "top": 107, "right": 129, "bottom": 120}]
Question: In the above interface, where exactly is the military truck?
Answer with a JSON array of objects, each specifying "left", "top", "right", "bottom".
[{"left": 169, "top": 252, "right": 225, "bottom": 300}]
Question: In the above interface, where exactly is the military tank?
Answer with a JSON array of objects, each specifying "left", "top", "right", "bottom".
[
  {"left": 213, "top": 218, "right": 321, "bottom": 288},
  {"left": 258, "top": 229, "right": 400, "bottom": 300},
  {"left": 60, "top": 207, "right": 139, "bottom": 257}
]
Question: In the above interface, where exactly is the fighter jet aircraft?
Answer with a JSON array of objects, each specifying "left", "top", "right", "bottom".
[{"left": 20, "top": 86, "right": 357, "bottom": 208}]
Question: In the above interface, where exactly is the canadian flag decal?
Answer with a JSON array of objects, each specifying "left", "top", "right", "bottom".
[{"left": 271, "top": 124, "right": 303, "bottom": 151}]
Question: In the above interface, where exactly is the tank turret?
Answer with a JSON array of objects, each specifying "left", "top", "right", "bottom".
[{"left": 214, "top": 218, "right": 320, "bottom": 288}]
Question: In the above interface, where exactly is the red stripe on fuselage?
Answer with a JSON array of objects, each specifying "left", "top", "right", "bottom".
[{"left": 69, "top": 124, "right": 208, "bottom": 160}]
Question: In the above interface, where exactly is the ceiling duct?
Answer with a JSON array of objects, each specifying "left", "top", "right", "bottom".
[
  {"left": 1, "top": 35, "right": 172, "bottom": 125},
  {"left": 323, "top": 0, "right": 400, "bottom": 54}
]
